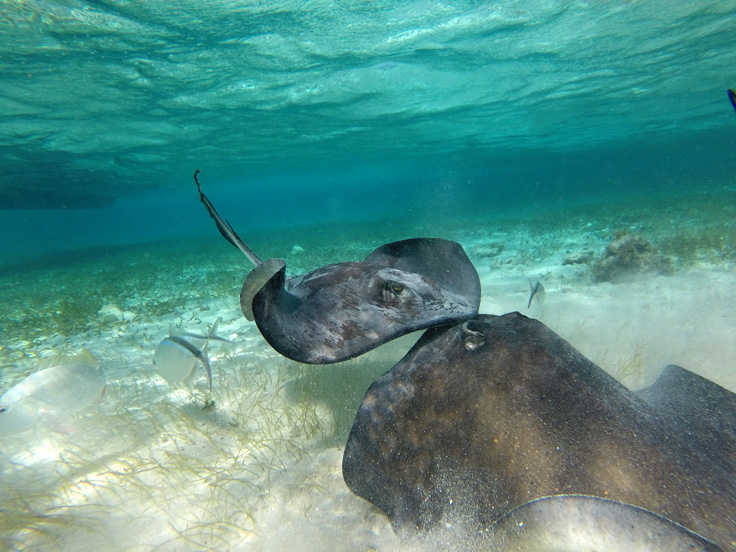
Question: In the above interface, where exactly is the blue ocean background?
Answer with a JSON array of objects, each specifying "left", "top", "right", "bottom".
[
  {"left": 1, "top": 2, "right": 736, "bottom": 551},
  {"left": 1, "top": 1, "right": 734, "bottom": 265}
]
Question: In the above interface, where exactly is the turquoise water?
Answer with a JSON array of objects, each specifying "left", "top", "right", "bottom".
[
  {"left": 1, "top": 2, "right": 736, "bottom": 551},
  {"left": 1, "top": 1, "right": 735, "bottom": 261}
]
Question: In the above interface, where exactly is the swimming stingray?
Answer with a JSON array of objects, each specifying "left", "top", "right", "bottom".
[
  {"left": 342, "top": 313, "right": 735, "bottom": 550},
  {"left": 194, "top": 170, "right": 481, "bottom": 363}
]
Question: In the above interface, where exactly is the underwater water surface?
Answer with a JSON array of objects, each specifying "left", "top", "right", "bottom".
[{"left": 1, "top": 1, "right": 736, "bottom": 551}]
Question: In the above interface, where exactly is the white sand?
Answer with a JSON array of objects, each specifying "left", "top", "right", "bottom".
[
  {"left": 474, "top": 246, "right": 736, "bottom": 392},
  {"left": 1, "top": 229, "right": 734, "bottom": 551}
]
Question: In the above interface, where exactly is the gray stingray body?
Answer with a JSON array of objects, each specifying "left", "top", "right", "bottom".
[
  {"left": 195, "top": 171, "right": 480, "bottom": 364},
  {"left": 342, "top": 313, "right": 735, "bottom": 550},
  {"left": 246, "top": 238, "right": 481, "bottom": 363}
]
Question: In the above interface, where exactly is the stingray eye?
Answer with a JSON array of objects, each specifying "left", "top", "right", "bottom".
[
  {"left": 381, "top": 281, "right": 406, "bottom": 302},
  {"left": 384, "top": 282, "right": 405, "bottom": 296},
  {"left": 0, "top": 406, "right": 7, "bottom": 414},
  {"left": 390, "top": 283, "right": 404, "bottom": 294},
  {"left": 462, "top": 320, "right": 485, "bottom": 351}
]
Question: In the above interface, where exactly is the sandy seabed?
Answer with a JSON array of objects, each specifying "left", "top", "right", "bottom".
[{"left": 1, "top": 197, "right": 735, "bottom": 552}]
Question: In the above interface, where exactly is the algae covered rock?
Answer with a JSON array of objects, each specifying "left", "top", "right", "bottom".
[{"left": 592, "top": 232, "right": 674, "bottom": 282}]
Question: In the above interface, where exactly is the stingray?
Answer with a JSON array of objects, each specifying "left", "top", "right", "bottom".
[
  {"left": 342, "top": 313, "right": 735, "bottom": 550},
  {"left": 194, "top": 170, "right": 481, "bottom": 363}
]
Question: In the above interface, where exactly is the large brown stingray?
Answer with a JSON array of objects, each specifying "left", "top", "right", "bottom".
[
  {"left": 342, "top": 313, "right": 736, "bottom": 550},
  {"left": 195, "top": 171, "right": 480, "bottom": 363}
]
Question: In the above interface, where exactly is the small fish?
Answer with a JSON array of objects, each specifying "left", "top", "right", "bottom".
[
  {"left": 0, "top": 349, "right": 105, "bottom": 435},
  {"left": 153, "top": 318, "right": 229, "bottom": 391},
  {"left": 528, "top": 280, "right": 546, "bottom": 309},
  {"left": 729, "top": 89, "right": 736, "bottom": 113}
]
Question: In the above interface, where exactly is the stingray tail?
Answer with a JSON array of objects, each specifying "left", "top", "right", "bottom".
[{"left": 194, "top": 169, "right": 263, "bottom": 267}]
